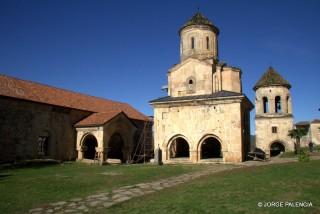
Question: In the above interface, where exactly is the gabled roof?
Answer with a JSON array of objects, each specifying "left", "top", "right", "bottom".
[
  {"left": 253, "top": 67, "right": 291, "bottom": 91},
  {"left": 168, "top": 57, "right": 211, "bottom": 73},
  {"left": 75, "top": 110, "right": 124, "bottom": 127},
  {"left": 179, "top": 12, "right": 219, "bottom": 35},
  {"left": 0, "top": 74, "right": 148, "bottom": 121}
]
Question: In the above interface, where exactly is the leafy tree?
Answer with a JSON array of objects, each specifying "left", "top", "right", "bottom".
[{"left": 288, "top": 128, "right": 308, "bottom": 154}]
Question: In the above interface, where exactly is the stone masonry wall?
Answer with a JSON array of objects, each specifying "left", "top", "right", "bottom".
[
  {"left": 153, "top": 99, "right": 245, "bottom": 163},
  {"left": 0, "top": 96, "right": 91, "bottom": 163}
]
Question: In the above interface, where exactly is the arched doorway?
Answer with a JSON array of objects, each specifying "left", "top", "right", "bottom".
[
  {"left": 270, "top": 142, "right": 285, "bottom": 157},
  {"left": 169, "top": 137, "right": 190, "bottom": 158},
  {"left": 82, "top": 135, "right": 98, "bottom": 159},
  {"left": 200, "top": 137, "right": 222, "bottom": 159},
  {"left": 107, "top": 133, "right": 124, "bottom": 162}
]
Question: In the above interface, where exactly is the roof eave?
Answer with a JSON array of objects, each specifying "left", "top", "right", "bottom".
[
  {"left": 253, "top": 84, "right": 291, "bottom": 91},
  {"left": 150, "top": 95, "right": 245, "bottom": 105},
  {"left": 179, "top": 24, "right": 219, "bottom": 36}
]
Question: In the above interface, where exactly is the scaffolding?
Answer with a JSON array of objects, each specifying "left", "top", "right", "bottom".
[{"left": 129, "top": 118, "right": 154, "bottom": 163}]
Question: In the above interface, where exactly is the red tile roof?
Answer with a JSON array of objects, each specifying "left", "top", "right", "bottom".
[
  {"left": 0, "top": 74, "right": 148, "bottom": 122},
  {"left": 75, "top": 110, "right": 124, "bottom": 127}
]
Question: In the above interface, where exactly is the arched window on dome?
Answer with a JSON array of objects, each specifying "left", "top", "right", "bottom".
[
  {"left": 206, "top": 37, "right": 209, "bottom": 50},
  {"left": 191, "top": 37, "right": 195, "bottom": 49}
]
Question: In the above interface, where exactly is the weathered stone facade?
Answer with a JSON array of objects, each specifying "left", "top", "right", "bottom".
[
  {"left": 310, "top": 121, "right": 320, "bottom": 145},
  {"left": 0, "top": 96, "right": 90, "bottom": 162},
  {"left": 254, "top": 68, "right": 294, "bottom": 156},
  {"left": 150, "top": 12, "right": 253, "bottom": 163},
  {"left": 296, "top": 120, "right": 320, "bottom": 146},
  {"left": 153, "top": 97, "right": 251, "bottom": 163}
]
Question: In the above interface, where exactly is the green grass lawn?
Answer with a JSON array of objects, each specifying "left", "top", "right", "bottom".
[
  {"left": 280, "top": 146, "right": 320, "bottom": 158},
  {"left": 103, "top": 160, "right": 320, "bottom": 214},
  {"left": 0, "top": 162, "right": 206, "bottom": 214}
]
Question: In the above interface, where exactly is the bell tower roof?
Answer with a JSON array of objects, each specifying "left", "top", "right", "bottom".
[
  {"left": 179, "top": 12, "right": 219, "bottom": 35},
  {"left": 253, "top": 66, "right": 291, "bottom": 91}
]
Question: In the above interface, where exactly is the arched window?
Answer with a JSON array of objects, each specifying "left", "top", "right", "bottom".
[
  {"left": 263, "top": 97, "right": 269, "bottom": 113},
  {"left": 187, "top": 77, "right": 195, "bottom": 92},
  {"left": 275, "top": 96, "right": 281, "bottom": 113},
  {"left": 206, "top": 37, "right": 209, "bottom": 49},
  {"left": 38, "top": 136, "right": 49, "bottom": 156},
  {"left": 191, "top": 37, "right": 195, "bottom": 49}
]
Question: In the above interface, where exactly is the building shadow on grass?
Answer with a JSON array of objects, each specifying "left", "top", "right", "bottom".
[{"left": 0, "top": 159, "right": 61, "bottom": 170}]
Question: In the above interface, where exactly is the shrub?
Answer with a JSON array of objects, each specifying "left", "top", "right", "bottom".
[{"left": 298, "top": 150, "right": 310, "bottom": 162}]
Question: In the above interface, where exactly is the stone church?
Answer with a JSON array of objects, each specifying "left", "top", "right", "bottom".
[
  {"left": 150, "top": 12, "right": 254, "bottom": 163},
  {"left": 0, "top": 74, "right": 152, "bottom": 164}
]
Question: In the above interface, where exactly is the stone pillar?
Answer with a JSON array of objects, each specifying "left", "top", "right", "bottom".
[
  {"left": 269, "top": 97, "right": 275, "bottom": 113},
  {"left": 288, "top": 97, "right": 292, "bottom": 114},
  {"left": 154, "top": 147, "right": 163, "bottom": 165},
  {"left": 282, "top": 96, "right": 287, "bottom": 114},
  {"left": 77, "top": 147, "right": 83, "bottom": 159},
  {"left": 162, "top": 147, "right": 168, "bottom": 161},
  {"left": 190, "top": 150, "right": 197, "bottom": 163},
  {"left": 96, "top": 147, "right": 104, "bottom": 164}
]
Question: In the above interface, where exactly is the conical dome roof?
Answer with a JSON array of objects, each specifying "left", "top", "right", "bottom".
[
  {"left": 253, "top": 67, "right": 291, "bottom": 90},
  {"left": 179, "top": 12, "right": 219, "bottom": 35}
]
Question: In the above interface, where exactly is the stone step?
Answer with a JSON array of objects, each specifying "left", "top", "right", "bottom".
[{"left": 166, "top": 158, "right": 192, "bottom": 164}]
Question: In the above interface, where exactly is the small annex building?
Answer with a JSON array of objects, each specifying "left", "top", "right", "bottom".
[
  {"left": 295, "top": 119, "right": 320, "bottom": 147},
  {"left": 0, "top": 74, "right": 152, "bottom": 164}
]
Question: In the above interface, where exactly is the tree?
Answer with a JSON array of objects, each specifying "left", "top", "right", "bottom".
[{"left": 288, "top": 128, "right": 308, "bottom": 154}]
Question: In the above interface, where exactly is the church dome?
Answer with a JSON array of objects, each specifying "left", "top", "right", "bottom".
[{"left": 179, "top": 12, "right": 219, "bottom": 35}]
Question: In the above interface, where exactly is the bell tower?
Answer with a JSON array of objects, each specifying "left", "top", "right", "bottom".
[
  {"left": 254, "top": 67, "right": 294, "bottom": 156},
  {"left": 179, "top": 12, "right": 219, "bottom": 63}
]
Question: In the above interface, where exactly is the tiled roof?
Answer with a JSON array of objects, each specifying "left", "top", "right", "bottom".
[
  {"left": 75, "top": 110, "right": 124, "bottom": 127},
  {"left": 0, "top": 74, "right": 148, "bottom": 122},
  {"left": 150, "top": 90, "right": 243, "bottom": 103},
  {"left": 179, "top": 12, "right": 219, "bottom": 35},
  {"left": 253, "top": 67, "right": 291, "bottom": 90}
]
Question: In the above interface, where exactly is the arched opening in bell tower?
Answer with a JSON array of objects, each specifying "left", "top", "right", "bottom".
[
  {"left": 275, "top": 96, "right": 282, "bottom": 113},
  {"left": 263, "top": 97, "right": 269, "bottom": 113}
]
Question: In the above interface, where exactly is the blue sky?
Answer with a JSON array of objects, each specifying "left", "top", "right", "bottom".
[{"left": 0, "top": 0, "right": 319, "bottom": 132}]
